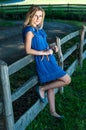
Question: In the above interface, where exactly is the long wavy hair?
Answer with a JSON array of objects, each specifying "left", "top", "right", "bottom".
[{"left": 23, "top": 5, "right": 45, "bottom": 29}]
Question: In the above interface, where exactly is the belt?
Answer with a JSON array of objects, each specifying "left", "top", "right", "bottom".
[{"left": 41, "top": 48, "right": 49, "bottom": 61}]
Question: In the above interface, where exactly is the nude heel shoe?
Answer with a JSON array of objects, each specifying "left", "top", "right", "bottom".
[
  {"left": 35, "top": 86, "right": 46, "bottom": 103},
  {"left": 50, "top": 111, "right": 65, "bottom": 120}
]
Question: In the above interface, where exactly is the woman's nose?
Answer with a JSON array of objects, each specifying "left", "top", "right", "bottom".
[{"left": 37, "top": 16, "right": 39, "bottom": 19}]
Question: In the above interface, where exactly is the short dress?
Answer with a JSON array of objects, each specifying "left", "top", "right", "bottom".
[{"left": 23, "top": 26, "right": 66, "bottom": 84}]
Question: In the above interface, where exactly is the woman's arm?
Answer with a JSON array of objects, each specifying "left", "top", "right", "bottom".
[{"left": 25, "top": 31, "right": 53, "bottom": 56}]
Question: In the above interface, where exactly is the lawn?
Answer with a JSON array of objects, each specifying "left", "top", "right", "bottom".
[
  {"left": 24, "top": 0, "right": 86, "bottom": 5},
  {"left": 25, "top": 59, "right": 86, "bottom": 130}
]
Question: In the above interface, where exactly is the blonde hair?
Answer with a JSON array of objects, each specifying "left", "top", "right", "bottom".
[{"left": 24, "top": 5, "right": 45, "bottom": 29}]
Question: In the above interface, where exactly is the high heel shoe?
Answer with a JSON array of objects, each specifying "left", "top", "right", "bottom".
[
  {"left": 56, "top": 115, "right": 64, "bottom": 120},
  {"left": 51, "top": 112, "right": 65, "bottom": 120},
  {"left": 35, "top": 86, "right": 46, "bottom": 103}
]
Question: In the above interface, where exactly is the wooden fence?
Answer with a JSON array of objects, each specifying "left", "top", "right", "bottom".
[
  {"left": 0, "top": 4, "right": 86, "bottom": 13},
  {"left": 0, "top": 26, "right": 86, "bottom": 130},
  {"left": 0, "top": 4, "right": 86, "bottom": 21}
]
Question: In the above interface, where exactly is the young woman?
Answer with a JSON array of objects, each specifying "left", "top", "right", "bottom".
[{"left": 23, "top": 5, "right": 71, "bottom": 119}]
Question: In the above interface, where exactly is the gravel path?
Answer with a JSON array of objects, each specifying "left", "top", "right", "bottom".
[{"left": 0, "top": 21, "right": 78, "bottom": 65}]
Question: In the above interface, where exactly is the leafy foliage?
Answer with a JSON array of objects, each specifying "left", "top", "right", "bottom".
[
  {"left": 0, "top": 0, "right": 8, "bottom": 2},
  {"left": 0, "top": 5, "right": 86, "bottom": 21}
]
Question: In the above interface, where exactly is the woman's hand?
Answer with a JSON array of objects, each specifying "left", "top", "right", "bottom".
[
  {"left": 52, "top": 45, "right": 58, "bottom": 53},
  {"left": 44, "top": 49, "right": 53, "bottom": 55},
  {"left": 48, "top": 49, "right": 53, "bottom": 55},
  {"left": 49, "top": 44, "right": 58, "bottom": 53},
  {"left": 41, "top": 49, "right": 53, "bottom": 61}
]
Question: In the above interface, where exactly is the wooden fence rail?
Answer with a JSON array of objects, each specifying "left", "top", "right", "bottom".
[
  {"left": 0, "top": 4, "right": 86, "bottom": 13},
  {"left": 0, "top": 26, "right": 86, "bottom": 130}
]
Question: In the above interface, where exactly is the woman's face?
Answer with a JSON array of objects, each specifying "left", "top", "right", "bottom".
[{"left": 32, "top": 10, "right": 43, "bottom": 27}]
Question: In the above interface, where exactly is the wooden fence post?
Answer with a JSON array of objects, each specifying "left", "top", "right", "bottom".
[
  {"left": 0, "top": 62, "right": 5, "bottom": 130},
  {"left": 0, "top": 60, "right": 15, "bottom": 130},
  {"left": 56, "top": 37, "right": 64, "bottom": 93},
  {"left": 79, "top": 26, "right": 85, "bottom": 67},
  {"left": 0, "top": 77, "right": 3, "bottom": 115}
]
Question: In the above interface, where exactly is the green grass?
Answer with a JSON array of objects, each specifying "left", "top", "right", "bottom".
[
  {"left": 46, "top": 19, "right": 86, "bottom": 30},
  {"left": 25, "top": 59, "right": 86, "bottom": 130},
  {"left": 0, "top": 19, "right": 15, "bottom": 26},
  {"left": 57, "top": 19, "right": 86, "bottom": 28},
  {"left": 14, "top": 0, "right": 86, "bottom": 5},
  {"left": 0, "top": 18, "right": 84, "bottom": 28}
]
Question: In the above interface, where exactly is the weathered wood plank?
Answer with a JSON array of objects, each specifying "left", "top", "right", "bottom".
[
  {"left": 61, "top": 30, "right": 79, "bottom": 45},
  {"left": 0, "top": 63, "right": 14, "bottom": 130},
  {"left": 84, "top": 26, "right": 86, "bottom": 31},
  {"left": 63, "top": 44, "right": 77, "bottom": 61},
  {"left": 56, "top": 37, "right": 64, "bottom": 93},
  {"left": 78, "top": 26, "right": 85, "bottom": 67},
  {"left": 66, "top": 50, "right": 86, "bottom": 76},
  {"left": 15, "top": 99, "right": 48, "bottom": 130},
  {"left": 56, "top": 37, "right": 64, "bottom": 68},
  {"left": 8, "top": 55, "right": 34, "bottom": 76},
  {"left": 82, "top": 50, "right": 86, "bottom": 60},
  {"left": 0, "top": 61, "right": 7, "bottom": 84},
  {"left": 0, "top": 102, "right": 3, "bottom": 114},
  {"left": 66, "top": 59, "right": 78, "bottom": 76},
  {"left": 49, "top": 42, "right": 56, "bottom": 47},
  {"left": 0, "top": 60, "right": 6, "bottom": 130},
  {"left": 83, "top": 39, "right": 86, "bottom": 45},
  {"left": 12, "top": 76, "right": 38, "bottom": 102}
]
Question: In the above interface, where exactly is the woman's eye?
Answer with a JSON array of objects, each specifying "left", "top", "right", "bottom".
[
  {"left": 39, "top": 15, "right": 42, "bottom": 17},
  {"left": 34, "top": 15, "right": 42, "bottom": 18}
]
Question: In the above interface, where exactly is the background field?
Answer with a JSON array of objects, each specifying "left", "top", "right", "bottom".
[
  {"left": 24, "top": 0, "right": 86, "bottom": 5},
  {"left": 0, "top": 0, "right": 86, "bottom": 5}
]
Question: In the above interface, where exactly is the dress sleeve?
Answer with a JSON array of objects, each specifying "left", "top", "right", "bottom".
[{"left": 22, "top": 26, "right": 36, "bottom": 42}]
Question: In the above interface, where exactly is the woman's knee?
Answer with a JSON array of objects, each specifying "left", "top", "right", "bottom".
[
  {"left": 47, "top": 88, "right": 54, "bottom": 93},
  {"left": 60, "top": 74, "right": 71, "bottom": 85},
  {"left": 65, "top": 75, "right": 71, "bottom": 85}
]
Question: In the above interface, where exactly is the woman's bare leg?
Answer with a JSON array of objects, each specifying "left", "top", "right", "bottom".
[
  {"left": 38, "top": 74, "right": 71, "bottom": 117},
  {"left": 40, "top": 74, "right": 71, "bottom": 97},
  {"left": 47, "top": 89, "right": 55, "bottom": 113},
  {"left": 47, "top": 88, "right": 64, "bottom": 117}
]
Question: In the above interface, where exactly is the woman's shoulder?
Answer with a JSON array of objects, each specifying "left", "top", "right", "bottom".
[
  {"left": 23, "top": 25, "right": 36, "bottom": 32},
  {"left": 23, "top": 25, "right": 37, "bottom": 35}
]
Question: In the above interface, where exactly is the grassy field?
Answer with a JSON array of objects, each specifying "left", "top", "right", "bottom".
[
  {"left": 24, "top": 0, "right": 86, "bottom": 5},
  {"left": 25, "top": 59, "right": 86, "bottom": 130}
]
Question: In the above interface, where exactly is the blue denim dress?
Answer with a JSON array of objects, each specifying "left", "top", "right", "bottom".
[{"left": 23, "top": 26, "right": 66, "bottom": 83}]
